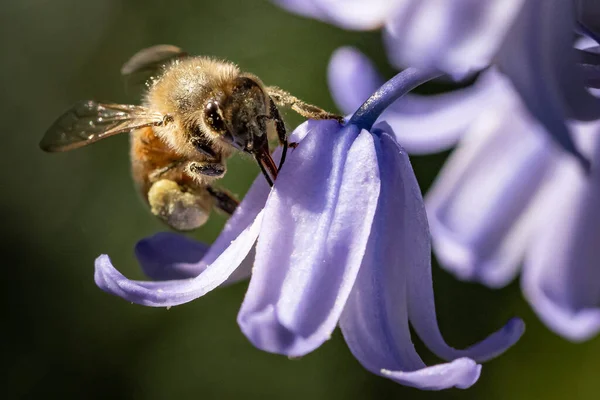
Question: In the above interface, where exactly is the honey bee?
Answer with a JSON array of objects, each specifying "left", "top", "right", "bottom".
[{"left": 40, "top": 45, "right": 342, "bottom": 231}]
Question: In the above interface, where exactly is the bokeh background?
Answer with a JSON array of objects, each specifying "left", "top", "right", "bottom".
[{"left": 3, "top": 0, "right": 600, "bottom": 399}]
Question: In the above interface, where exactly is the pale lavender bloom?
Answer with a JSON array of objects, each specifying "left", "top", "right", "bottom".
[
  {"left": 278, "top": 0, "right": 600, "bottom": 169},
  {"left": 328, "top": 45, "right": 600, "bottom": 341},
  {"left": 95, "top": 68, "right": 524, "bottom": 390},
  {"left": 273, "top": 0, "right": 404, "bottom": 30}
]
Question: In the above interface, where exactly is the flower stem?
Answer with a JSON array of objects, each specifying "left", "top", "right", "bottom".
[{"left": 349, "top": 68, "right": 442, "bottom": 131}]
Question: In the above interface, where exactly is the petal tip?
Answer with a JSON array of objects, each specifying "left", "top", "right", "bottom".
[
  {"left": 379, "top": 358, "right": 482, "bottom": 390},
  {"left": 93, "top": 254, "right": 115, "bottom": 292},
  {"left": 505, "top": 317, "right": 526, "bottom": 338}
]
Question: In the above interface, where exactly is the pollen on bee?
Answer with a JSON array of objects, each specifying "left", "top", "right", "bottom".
[{"left": 147, "top": 179, "right": 212, "bottom": 231}]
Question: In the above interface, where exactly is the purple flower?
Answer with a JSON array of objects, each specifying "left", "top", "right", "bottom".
[
  {"left": 273, "top": 0, "right": 404, "bottom": 30},
  {"left": 95, "top": 68, "right": 524, "bottom": 390},
  {"left": 277, "top": 0, "right": 600, "bottom": 169},
  {"left": 328, "top": 44, "right": 600, "bottom": 341}
]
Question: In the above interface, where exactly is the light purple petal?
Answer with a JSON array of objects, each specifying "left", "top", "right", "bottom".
[
  {"left": 238, "top": 120, "right": 381, "bottom": 357},
  {"left": 384, "top": 0, "right": 524, "bottom": 79},
  {"left": 272, "top": 0, "right": 325, "bottom": 20},
  {"left": 346, "top": 127, "right": 526, "bottom": 365},
  {"left": 136, "top": 233, "right": 210, "bottom": 280},
  {"left": 340, "top": 129, "right": 481, "bottom": 390},
  {"left": 275, "top": 0, "right": 405, "bottom": 30},
  {"left": 94, "top": 209, "right": 264, "bottom": 307},
  {"left": 380, "top": 69, "right": 510, "bottom": 154},
  {"left": 426, "top": 93, "right": 556, "bottom": 289},
  {"left": 496, "top": 0, "right": 600, "bottom": 163},
  {"left": 522, "top": 122, "right": 600, "bottom": 341},
  {"left": 327, "top": 48, "right": 511, "bottom": 154},
  {"left": 135, "top": 232, "right": 256, "bottom": 285},
  {"left": 380, "top": 359, "right": 481, "bottom": 390}
]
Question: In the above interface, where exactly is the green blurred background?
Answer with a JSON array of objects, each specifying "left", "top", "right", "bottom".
[{"left": 3, "top": 0, "right": 599, "bottom": 399}]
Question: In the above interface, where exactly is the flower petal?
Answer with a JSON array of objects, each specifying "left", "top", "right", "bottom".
[
  {"left": 496, "top": 0, "right": 600, "bottom": 164},
  {"left": 522, "top": 122, "right": 600, "bottom": 341},
  {"left": 275, "top": 0, "right": 405, "bottom": 30},
  {"left": 238, "top": 120, "right": 380, "bottom": 357},
  {"left": 384, "top": 0, "right": 524, "bottom": 78},
  {"left": 381, "top": 69, "right": 509, "bottom": 154},
  {"left": 426, "top": 92, "right": 556, "bottom": 289},
  {"left": 339, "top": 129, "right": 481, "bottom": 390},
  {"left": 135, "top": 232, "right": 255, "bottom": 285},
  {"left": 272, "top": 0, "right": 325, "bottom": 20},
  {"left": 380, "top": 359, "right": 481, "bottom": 390},
  {"left": 405, "top": 125, "right": 527, "bottom": 362},
  {"left": 135, "top": 232, "right": 210, "bottom": 280},
  {"left": 94, "top": 209, "right": 264, "bottom": 307},
  {"left": 327, "top": 48, "right": 510, "bottom": 154}
]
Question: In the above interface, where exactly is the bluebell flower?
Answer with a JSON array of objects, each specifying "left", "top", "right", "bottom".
[
  {"left": 328, "top": 43, "right": 600, "bottom": 342},
  {"left": 94, "top": 68, "right": 524, "bottom": 390},
  {"left": 276, "top": 0, "right": 600, "bottom": 170}
]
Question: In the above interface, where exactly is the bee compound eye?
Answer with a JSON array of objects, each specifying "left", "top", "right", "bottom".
[{"left": 204, "top": 100, "right": 226, "bottom": 133}]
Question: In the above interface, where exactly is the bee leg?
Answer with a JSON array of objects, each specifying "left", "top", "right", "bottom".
[
  {"left": 267, "top": 98, "right": 291, "bottom": 171},
  {"left": 266, "top": 86, "right": 344, "bottom": 123},
  {"left": 187, "top": 161, "right": 226, "bottom": 178},
  {"left": 206, "top": 186, "right": 239, "bottom": 215},
  {"left": 148, "top": 160, "right": 185, "bottom": 182}
]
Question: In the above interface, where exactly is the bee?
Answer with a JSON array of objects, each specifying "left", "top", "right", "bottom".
[{"left": 40, "top": 45, "right": 342, "bottom": 231}]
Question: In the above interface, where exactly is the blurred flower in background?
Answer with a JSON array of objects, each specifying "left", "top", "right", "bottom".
[
  {"left": 277, "top": 0, "right": 600, "bottom": 167},
  {"left": 325, "top": 13, "right": 600, "bottom": 341},
  {"left": 95, "top": 70, "right": 523, "bottom": 390}
]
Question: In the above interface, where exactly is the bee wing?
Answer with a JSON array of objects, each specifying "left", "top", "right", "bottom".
[
  {"left": 40, "top": 101, "right": 165, "bottom": 152},
  {"left": 121, "top": 44, "right": 188, "bottom": 88}
]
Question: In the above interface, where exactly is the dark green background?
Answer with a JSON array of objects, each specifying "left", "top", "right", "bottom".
[{"left": 3, "top": 0, "right": 598, "bottom": 398}]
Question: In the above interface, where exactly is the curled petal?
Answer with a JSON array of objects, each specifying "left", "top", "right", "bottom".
[
  {"left": 380, "top": 359, "right": 481, "bottom": 390},
  {"left": 497, "top": 0, "right": 600, "bottom": 164},
  {"left": 384, "top": 0, "right": 524, "bottom": 78},
  {"left": 402, "top": 125, "right": 526, "bottom": 362},
  {"left": 136, "top": 232, "right": 255, "bottom": 285},
  {"left": 136, "top": 232, "right": 210, "bottom": 280},
  {"left": 522, "top": 123, "right": 600, "bottom": 341},
  {"left": 238, "top": 121, "right": 381, "bottom": 357},
  {"left": 426, "top": 95, "right": 555, "bottom": 288},
  {"left": 340, "top": 129, "right": 481, "bottom": 390},
  {"left": 275, "top": 0, "right": 405, "bottom": 30},
  {"left": 94, "top": 210, "right": 264, "bottom": 307}
]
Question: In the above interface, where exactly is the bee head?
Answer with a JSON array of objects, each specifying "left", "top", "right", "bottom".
[{"left": 202, "top": 76, "right": 278, "bottom": 184}]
